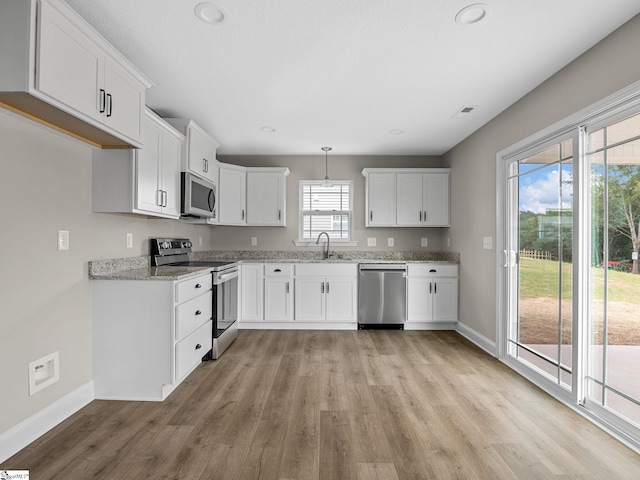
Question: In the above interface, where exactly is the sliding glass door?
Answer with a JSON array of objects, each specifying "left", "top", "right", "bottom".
[
  {"left": 501, "top": 105, "right": 640, "bottom": 447},
  {"left": 586, "top": 110, "right": 640, "bottom": 428},
  {"left": 505, "top": 137, "right": 574, "bottom": 390}
]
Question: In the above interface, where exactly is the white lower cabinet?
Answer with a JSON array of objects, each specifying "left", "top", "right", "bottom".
[
  {"left": 294, "top": 264, "right": 357, "bottom": 323},
  {"left": 240, "top": 264, "right": 263, "bottom": 322},
  {"left": 92, "top": 272, "right": 212, "bottom": 401},
  {"left": 264, "top": 264, "right": 293, "bottom": 322},
  {"left": 406, "top": 264, "right": 458, "bottom": 324}
]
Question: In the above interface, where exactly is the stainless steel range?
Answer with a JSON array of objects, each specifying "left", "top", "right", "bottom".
[{"left": 151, "top": 238, "right": 238, "bottom": 359}]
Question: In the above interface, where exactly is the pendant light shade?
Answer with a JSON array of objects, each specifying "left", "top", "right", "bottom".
[{"left": 322, "top": 146, "right": 332, "bottom": 186}]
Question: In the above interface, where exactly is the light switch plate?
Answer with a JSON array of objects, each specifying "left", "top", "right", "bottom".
[
  {"left": 58, "top": 230, "right": 69, "bottom": 251},
  {"left": 421, "top": 237, "right": 428, "bottom": 247},
  {"left": 483, "top": 236, "right": 493, "bottom": 249},
  {"left": 251, "top": 236, "right": 257, "bottom": 246},
  {"left": 367, "top": 237, "right": 376, "bottom": 247},
  {"left": 387, "top": 237, "right": 394, "bottom": 247},
  {"left": 126, "top": 233, "right": 133, "bottom": 248}
]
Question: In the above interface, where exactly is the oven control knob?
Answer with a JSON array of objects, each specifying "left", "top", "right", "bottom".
[
  {"left": 161, "top": 241, "right": 171, "bottom": 249},
  {"left": 184, "top": 241, "right": 192, "bottom": 248}
]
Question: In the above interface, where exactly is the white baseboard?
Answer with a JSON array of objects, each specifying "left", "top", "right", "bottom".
[
  {"left": 455, "top": 321, "right": 497, "bottom": 357},
  {"left": 0, "top": 382, "right": 94, "bottom": 463}
]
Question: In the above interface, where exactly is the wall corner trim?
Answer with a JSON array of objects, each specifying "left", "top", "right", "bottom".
[
  {"left": 0, "top": 382, "right": 94, "bottom": 463},
  {"left": 456, "top": 321, "right": 498, "bottom": 357}
]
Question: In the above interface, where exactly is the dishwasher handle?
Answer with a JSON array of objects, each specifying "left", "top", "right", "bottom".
[{"left": 359, "top": 264, "right": 407, "bottom": 272}]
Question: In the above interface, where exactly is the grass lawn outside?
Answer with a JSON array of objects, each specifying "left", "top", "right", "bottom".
[{"left": 518, "top": 257, "right": 640, "bottom": 345}]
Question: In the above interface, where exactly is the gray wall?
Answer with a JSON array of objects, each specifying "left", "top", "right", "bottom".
[
  {"left": 0, "top": 111, "right": 215, "bottom": 434},
  {"left": 443, "top": 14, "right": 640, "bottom": 343},
  {"left": 215, "top": 154, "right": 447, "bottom": 252}
]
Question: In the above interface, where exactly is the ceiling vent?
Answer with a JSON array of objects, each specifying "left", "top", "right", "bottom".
[{"left": 452, "top": 105, "right": 478, "bottom": 119}]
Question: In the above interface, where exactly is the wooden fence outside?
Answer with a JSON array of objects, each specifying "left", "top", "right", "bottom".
[{"left": 519, "top": 250, "right": 553, "bottom": 261}]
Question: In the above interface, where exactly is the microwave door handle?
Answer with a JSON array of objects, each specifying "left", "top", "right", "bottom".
[{"left": 208, "top": 190, "right": 214, "bottom": 213}]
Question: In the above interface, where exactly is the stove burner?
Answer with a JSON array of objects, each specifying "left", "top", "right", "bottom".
[{"left": 149, "top": 238, "right": 236, "bottom": 270}]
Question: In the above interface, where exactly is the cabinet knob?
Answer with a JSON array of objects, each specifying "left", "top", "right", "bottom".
[
  {"left": 274, "top": 268, "right": 281, "bottom": 272},
  {"left": 195, "top": 310, "right": 202, "bottom": 315},
  {"left": 195, "top": 283, "right": 202, "bottom": 289},
  {"left": 429, "top": 269, "right": 436, "bottom": 273},
  {"left": 195, "top": 343, "right": 202, "bottom": 350}
]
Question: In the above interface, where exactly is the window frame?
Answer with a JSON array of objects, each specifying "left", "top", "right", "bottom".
[{"left": 294, "top": 180, "right": 357, "bottom": 246}]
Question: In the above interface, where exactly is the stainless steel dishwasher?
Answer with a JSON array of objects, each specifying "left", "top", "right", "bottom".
[{"left": 358, "top": 264, "right": 407, "bottom": 329}]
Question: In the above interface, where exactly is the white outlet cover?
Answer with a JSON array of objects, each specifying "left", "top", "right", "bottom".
[
  {"left": 367, "top": 237, "right": 376, "bottom": 247},
  {"left": 483, "top": 236, "right": 493, "bottom": 249},
  {"left": 126, "top": 233, "right": 133, "bottom": 248},
  {"left": 421, "top": 237, "right": 428, "bottom": 247},
  {"left": 251, "top": 236, "right": 258, "bottom": 246},
  {"left": 388, "top": 237, "right": 394, "bottom": 247},
  {"left": 57, "top": 230, "right": 69, "bottom": 250},
  {"left": 29, "top": 351, "right": 60, "bottom": 395}
]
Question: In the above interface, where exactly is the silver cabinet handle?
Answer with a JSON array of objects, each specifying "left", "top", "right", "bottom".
[
  {"left": 419, "top": 211, "right": 422, "bottom": 222},
  {"left": 286, "top": 282, "right": 290, "bottom": 294},
  {"left": 370, "top": 211, "right": 373, "bottom": 222},
  {"left": 195, "top": 283, "right": 202, "bottom": 289},
  {"left": 195, "top": 310, "right": 202, "bottom": 315},
  {"left": 106, "top": 93, "right": 113, "bottom": 117},
  {"left": 195, "top": 343, "right": 202, "bottom": 350},
  {"left": 434, "top": 282, "right": 437, "bottom": 294},
  {"left": 429, "top": 282, "right": 432, "bottom": 294},
  {"left": 242, "top": 209, "right": 245, "bottom": 220},
  {"left": 321, "top": 282, "right": 324, "bottom": 294},
  {"left": 156, "top": 189, "right": 163, "bottom": 207},
  {"left": 278, "top": 209, "right": 282, "bottom": 220},
  {"left": 326, "top": 282, "right": 329, "bottom": 294}
]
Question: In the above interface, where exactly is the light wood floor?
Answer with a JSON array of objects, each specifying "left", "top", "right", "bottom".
[{"left": 3, "top": 330, "right": 640, "bottom": 479}]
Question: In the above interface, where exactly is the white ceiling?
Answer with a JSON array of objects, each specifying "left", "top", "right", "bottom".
[{"left": 64, "top": 0, "right": 640, "bottom": 156}]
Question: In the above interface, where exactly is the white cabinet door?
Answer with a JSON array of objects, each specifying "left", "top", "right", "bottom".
[
  {"left": 103, "top": 56, "right": 145, "bottom": 143},
  {"left": 294, "top": 277, "right": 325, "bottom": 322},
  {"left": 219, "top": 164, "right": 247, "bottom": 225},
  {"left": 264, "top": 276, "right": 293, "bottom": 322},
  {"left": 325, "top": 277, "right": 357, "bottom": 322},
  {"left": 37, "top": 0, "right": 104, "bottom": 124},
  {"left": 160, "top": 127, "right": 182, "bottom": 218},
  {"left": 432, "top": 277, "right": 458, "bottom": 322},
  {"left": 240, "top": 264, "right": 263, "bottom": 322},
  {"left": 135, "top": 116, "right": 162, "bottom": 214},
  {"left": 247, "top": 171, "right": 285, "bottom": 226},
  {"left": 407, "top": 277, "right": 433, "bottom": 322},
  {"left": 367, "top": 173, "right": 396, "bottom": 226},
  {"left": 187, "top": 125, "right": 216, "bottom": 182},
  {"left": 396, "top": 174, "right": 424, "bottom": 226},
  {"left": 423, "top": 173, "right": 450, "bottom": 227}
]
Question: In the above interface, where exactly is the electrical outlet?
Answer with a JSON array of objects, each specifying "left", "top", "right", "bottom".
[
  {"left": 367, "top": 237, "right": 376, "bottom": 247},
  {"left": 126, "top": 233, "right": 133, "bottom": 248},
  {"left": 388, "top": 237, "right": 394, "bottom": 247},
  {"left": 421, "top": 237, "right": 428, "bottom": 247},
  {"left": 251, "top": 236, "right": 257, "bottom": 246},
  {"left": 483, "top": 237, "right": 493, "bottom": 249},
  {"left": 58, "top": 230, "right": 69, "bottom": 251},
  {"left": 29, "top": 352, "right": 60, "bottom": 395}
]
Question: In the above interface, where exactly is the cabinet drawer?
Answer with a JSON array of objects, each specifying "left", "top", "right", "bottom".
[
  {"left": 176, "top": 274, "right": 212, "bottom": 303},
  {"left": 176, "top": 292, "right": 212, "bottom": 340},
  {"left": 408, "top": 264, "right": 458, "bottom": 277},
  {"left": 264, "top": 264, "right": 293, "bottom": 276},
  {"left": 295, "top": 263, "right": 357, "bottom": 277},
  {"left": 176, "top": 320, "right": 212, "bottom": 381}
]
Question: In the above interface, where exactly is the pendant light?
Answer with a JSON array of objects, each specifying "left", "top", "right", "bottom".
[{"left": 322, "top": 146, "right": 332, "bottom": 186}]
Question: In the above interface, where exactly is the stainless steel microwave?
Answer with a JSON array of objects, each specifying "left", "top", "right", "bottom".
[{"left": 181, "top": 172, "right": 216, "bottom": 218}]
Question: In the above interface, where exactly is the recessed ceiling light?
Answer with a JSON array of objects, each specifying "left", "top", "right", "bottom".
[
  {"left": 455, "top": 4, "right": 488, "bottom": 26},
  {"left": 195, "top": 3, "right": 228, "bottom": 25},
  {"left": 388, "top": 129, "right": 405, "bottom": 135},
  {"left": 260, "top": 126, "right": 276, "bottom": 133}
]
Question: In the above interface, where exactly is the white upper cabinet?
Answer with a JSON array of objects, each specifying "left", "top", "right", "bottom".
[
  {"left": 92, "top": 108, "right": 183, "bottom": 219},
  {"left": 362, "top": 168, "right": 450, "bottom": 227},
  {"left": 365, "top": 172, "right": 396, "bottom": 227},
  {"left": 246, "top": 167, "right": 290, "bottom": 226},
  {"left": 164, "top": 118, "right": 220, "bottom": 185},
  {"left": 218, "top": 162, "right": 247, "bottom": 225},
  {"left": 0, "top": 0, "right": 152, "bottom": 148}
]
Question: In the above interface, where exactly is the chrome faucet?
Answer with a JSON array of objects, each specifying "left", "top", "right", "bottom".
[{"left": 315, "top": 231, "right": 333, "bottom": 259}]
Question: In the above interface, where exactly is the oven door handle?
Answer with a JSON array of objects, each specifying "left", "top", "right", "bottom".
[{"left": 216, "top": 270, "right": 238, "bottom": 283}]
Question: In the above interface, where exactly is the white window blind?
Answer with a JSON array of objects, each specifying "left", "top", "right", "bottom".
[{"left": 299, "top": 181, "right": 352, "bottom": 240}]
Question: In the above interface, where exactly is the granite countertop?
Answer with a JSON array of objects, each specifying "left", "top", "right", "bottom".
[{"left": 89, "top": 250, "right": 459, "bottom": 281}]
